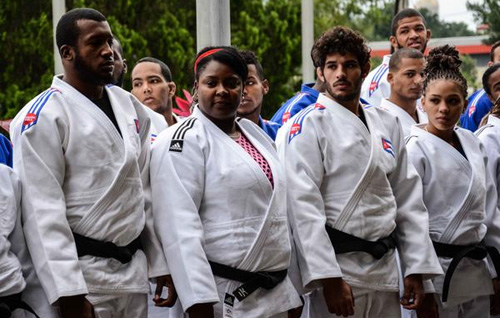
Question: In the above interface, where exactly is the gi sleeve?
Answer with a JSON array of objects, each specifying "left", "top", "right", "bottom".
[
  {"left": 10, "top": 98, "right": 88, "bottom": 304},
  {"left": 388, "top": 122, "right": 442, "bottom": 280},
  {"left": 276, "top": 117, "right": 343, "bottom": 290},
  {"left": 477, "top": 136, "right": 500, "bottom": 278},
  {"left": 150, "top": 124, "right": 219, "bottom": 311},
  {"left": 135, "top": 103, "right": 170, "bottom": 278},
  {"left": 0, "top": 165, "right": 26, "bottom": 296}
]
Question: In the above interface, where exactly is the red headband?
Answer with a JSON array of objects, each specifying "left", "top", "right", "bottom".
[{"left": 194, "top": 48, "right": 223, "bottom": 73}]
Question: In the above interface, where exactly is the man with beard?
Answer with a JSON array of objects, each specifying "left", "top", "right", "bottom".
[
  {"left": 237, "top": 50, "right": 281, "bottom": 140},
  {"left": 277, "top": 26, "right": 442, "bottom": 318},
  {"left": 10, "top": 8, "right": 174, "bottom": 318},
  {"left": 131, "top": 57, "right": 179, "bottom": 127},
  {"left": 361, "top": 8, "right": 430, "bottom": 108},
  {"left": 380, "top": 48, "right": 427, "bottom": 136}
]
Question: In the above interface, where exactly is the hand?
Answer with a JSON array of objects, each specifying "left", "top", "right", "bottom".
[
  {"left": 416, "top": 293, "right": 439, "bottom": 318},
  {"left": 187, "top": 303, "right": 214, "bottom": 318},
  {"left": 321, "top": 277, "right": 355, "bottom": 317},
  {"left": 490, "top": 278, "right": 500, "bottom": 315},
  {"left": 288, "top": 305, "right": 303, "bottom": 318},
  {"left": 153, "top": 274, "right": 178, "bottom": 307},
  {"left": 59, "top": 295, "right": 95, "bottom": 318},
  {"left": 401, "top": 274, "right": 424, "bottom": 310}
]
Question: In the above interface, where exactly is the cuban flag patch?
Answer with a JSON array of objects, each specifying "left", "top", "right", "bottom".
[
  {"left": 22, "top": 88, "right": 60, "bottom": 134},
  {"left": 368, "top": 64, "right": 388, "bottom": 97},
  {"left": 382, "top": 138, "right": 395, "bottom": 158}
]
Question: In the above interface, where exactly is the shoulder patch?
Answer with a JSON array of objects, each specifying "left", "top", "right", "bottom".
[
  {"left": 468, "top": 90, "right": 486, "bottom": 117},
  {"left": 382, "top": 137, "right": 395, "bottom": 158},
  {"left": 22, "top": 88, "right": 61, "bottom": 134},
  {"left": 288, "top": 103, "right": 324, "bottom": 143},
  {"left": 368, "top": 64, "right": 388, "bottom": 97},
  {"left": 169, "top": 117, "right": 197, "bottom": 152}
]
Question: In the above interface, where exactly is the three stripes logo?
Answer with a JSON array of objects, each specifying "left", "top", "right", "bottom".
[{"left": 169, "top": 117, "right": 197, "bottom": 152}]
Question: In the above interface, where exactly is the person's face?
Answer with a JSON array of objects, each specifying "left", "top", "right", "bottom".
[
  {"left": 387, "top": 57, "right": 424, "bottom": 101},
  {"left": 111, "top": 39, "right": 127, "bottom": 87},
  {"left": 422, "top": 79, "right": 465, "bottom": 133},
  {"left": 317, "top": 52, "right": 369, "bottom": 103},
  {"left": 131, "top": 62, "right": 176, "bottom": 113},
  {"left": 487, "top": 68, "right": 500, "bottom": 103},
  {"left": 72, "top": 19, "right": 114, "bottom": 85},
  {"left": 488, "top": 46, "right": 500, "bottom": 66},
  {"left": 195, "top": 60, "right": 243, "bottom": 121},
  {"left": 238, "top": 64, "right": 269, "bottom": 117},
  {"left": 390, "top": 16, "right": 430, "bottom": 53}
]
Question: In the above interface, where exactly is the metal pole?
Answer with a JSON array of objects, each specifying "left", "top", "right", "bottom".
[
  {"left": 301, "top": 0, "right": 315, "bottom": 83},
  {"left": 52, "top": 0, "right": 65, "bottom": 75},
  {"left": 196, "top": 0, "right": 231, "bottom": 51}
]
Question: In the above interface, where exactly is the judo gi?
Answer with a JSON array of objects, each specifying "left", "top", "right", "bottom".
[
  {"left": 10, "top": 77, "right": 169, "bottom": 317},
  {"left": 361, "top": 55, "right": 391, "bottom": 108},
  {"left": 379, "top": 99, "right": 427, "bottom": 137},
  {"left": 408, "top": 124, "right": 500, "bottom": 316},
  {"left": 151, "top": 106, "right": 302, "bottom": 318},
  {"left": 270, "top": 83, "right": 319, "bottom": 124},
  {"left": 258, "top": 116, "right": 281, "bottom": 141},
  {"left": 460, "top": 89, "right": 493, "bottom": 132},
  {"left": 277, "top": 93, "right": 442, "bottom": 317}
]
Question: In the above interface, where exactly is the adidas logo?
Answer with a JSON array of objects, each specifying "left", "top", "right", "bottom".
[
  {"left": 169, "top": 140, "right": 184, "bottom": 152},
  {"left": 224, "top": 293, "right": 235, "bottom": 306}
]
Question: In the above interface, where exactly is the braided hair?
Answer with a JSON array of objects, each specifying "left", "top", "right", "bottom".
[{"left": 423, "top": 45, "right": 468, "bottom": 99}]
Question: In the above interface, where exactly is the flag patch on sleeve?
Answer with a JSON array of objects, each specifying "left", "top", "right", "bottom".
[
  {"left": 382, "top": 137, "right": 395, "bottom": 158},
  {"left": 22, "top": 88, "right": 60, "bottom": 133}
]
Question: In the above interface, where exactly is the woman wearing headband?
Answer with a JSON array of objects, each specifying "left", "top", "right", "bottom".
[
  {"left": 406, "top": 45, "right": 500, "bottom": 317},
  {"left": 150, "top": 46, "right": 302, "bottom": 318}
]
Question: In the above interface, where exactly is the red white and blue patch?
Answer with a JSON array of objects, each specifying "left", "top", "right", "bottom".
[
  {"left": 288, "top": 103, "right": 325, "bottom": 143},
  {"left": 468, "top": 89, "right": 485, "bottom": 117},
  {"left": 368, "top": 64, "right": 388, "bottom": 97},
  {"left": 22, "top": 88, "right": 61, "bottom": 134},
  {"left": 150, "top": 133, "right": 157, "bottom": 144},
  {"left": 382, "top": 137, "right": 395, "bottom": 158}
]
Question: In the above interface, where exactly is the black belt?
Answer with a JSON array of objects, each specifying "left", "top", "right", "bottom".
[
  {"left": 73, "top": 232, "right": 142, "bottom": 264},
  {"left": 325, "top": 225, "right": 397, "bottom": 259},
  {"left": 208, "top": 261, "right": 287, "bottom": 301},
  {"left": 433, "top": 240, "right": 500, "bottom": 302},
  {"left": 0, "top": 293, "right": 39, "bottom": 318}
]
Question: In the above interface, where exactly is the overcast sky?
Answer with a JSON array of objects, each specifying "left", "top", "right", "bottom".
[{"left": 409, "top": 0, "right": 482, "bottom": 32}]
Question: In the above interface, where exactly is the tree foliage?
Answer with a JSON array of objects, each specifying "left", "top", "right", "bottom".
[
  {"left": 467, "top": 0, "right": 500, "bottom": 43},
  {"left": 420, "top": 8, "right": 474, "bottom": 38}
]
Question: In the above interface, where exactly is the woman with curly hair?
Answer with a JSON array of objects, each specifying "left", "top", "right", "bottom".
[{"left": 406, "top": 45, "right": 500, "bottom": 317}]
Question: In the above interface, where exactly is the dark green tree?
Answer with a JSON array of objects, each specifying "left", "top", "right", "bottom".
[
  {"left": 419, "top": 8, "right": 474, "bottom": 38},
  {"left": 467, "top": 0, "right": 500, "bottom": 43}
]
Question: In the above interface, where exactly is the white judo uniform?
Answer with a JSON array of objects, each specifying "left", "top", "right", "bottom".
[
  {"left": 407, "top": 125, "right": 500, "bottom": 316},
  {"left": 150, "top": 106, "right": 302, "bottom": 318},
  {"left": 10, "top": 77, "right": 169, "bottom": 316},
  {"left": 144, "top": 105, "right": 168, "bottom": 144},
  {"left": 380, "top": 99, "right": 427, "bottom": 137},
  {"left": 0, "top": 165, "right": 24, "bottom": 296},
  {"left": 277, "top": 93, "right": 442, "bottom": 317},
  {"left": 361, "top": 55, "right": 391, "bottom": 107}
]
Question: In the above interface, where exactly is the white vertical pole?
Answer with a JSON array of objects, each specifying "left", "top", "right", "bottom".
[
  {"left": 302, "top": 0, "right": 314, "bottom": 83},
  {"left": 52, "top": 0, "right": 65, "bottom": 75},
  {"left": 196, "top": 0, "right": 231, "bottom": 51}
]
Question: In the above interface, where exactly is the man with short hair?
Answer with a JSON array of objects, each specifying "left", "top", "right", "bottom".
[
  {"left": 460, "top": 41, "right": 500, "bottom": 131},
  {"left": 277, "top": 26, "right": 442, "bottom": 318},
  {"left": 111, "top": 37, "right": 127, "bottom": 87},
  {"left": 131, "top": 57, "right": 179, "bottom": 127},
  {"left": 10, "top": 8, "right": 174, "bottom": 318},
  {"left": 237, "top": 50, "right": 281, "bottom": 140},
  {"left": 361, "top": 8, "right": 431, "bottom": 107},
  {"left": 381, "top": 48, "right": 426, "bottom": 136}
]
